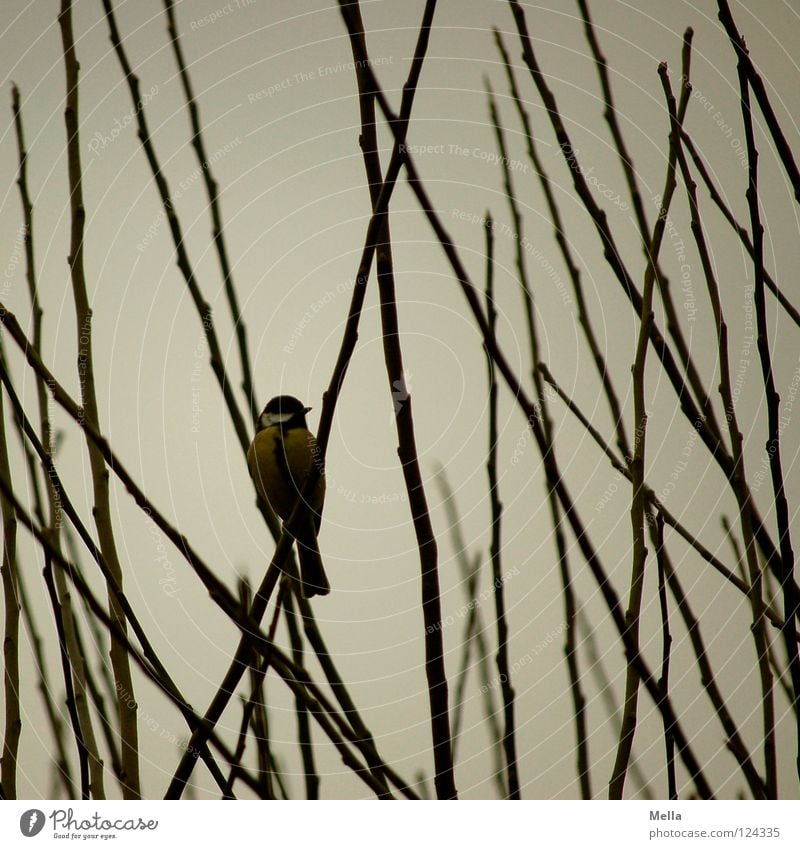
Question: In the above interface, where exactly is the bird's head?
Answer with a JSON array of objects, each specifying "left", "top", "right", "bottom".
[{"left": 257, "top": 395, "right": 312, "bottom": 431}]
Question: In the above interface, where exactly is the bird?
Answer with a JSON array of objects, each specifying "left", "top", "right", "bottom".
[{"left": 247, "top": 395, "right": 330, "bottom": 597}]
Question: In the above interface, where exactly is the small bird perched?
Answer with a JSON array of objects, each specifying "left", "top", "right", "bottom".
[{"left": 247, "top": 395, "right": 330, "bottom": 597}]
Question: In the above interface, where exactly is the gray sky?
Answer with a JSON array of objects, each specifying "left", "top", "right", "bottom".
[{"left": 2, "top": 0, "right": 800, "bottom": 799}]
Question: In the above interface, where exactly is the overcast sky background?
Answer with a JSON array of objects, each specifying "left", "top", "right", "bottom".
[{"left": 2, "top": 0, "right": 800, "bottom": 799}]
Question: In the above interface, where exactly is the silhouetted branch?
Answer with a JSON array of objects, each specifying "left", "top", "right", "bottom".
[
  {"left": 652, "top": 513, "right": 676, "bottom": 800},
  {"left": 481, "top": 211, "right": 520, "bottom": 800},
  {"left": 163, "top": 0, "right": 259, "bottom": 424},
  {"left": 718, "top": 0, "right": 800, "bottom": 204},
  {"left": 346, "top": 49, "right": 715, "bottom": 799},
  {"left": 223, "top": 582, "right": 285, "bottom": 799},
  {"left": 284, "top": 590, "right": 319, "bottom": 800},
  {"left": 0, "top": 353, "right": 232, "bottom": 794},
  {"left": 435, "top": 468, "right": 505, "bottom": 796},
  {"left": 493, "top": 29, "right": 631, "bottom": 463},
  {"left": 9, "top": 88, "right": 73, "bottom": 801},
  {"left": 576, "top": 606, "right": 653, "bottom": 799},
  {"left": 489, "top": 78, "right": 593, "bottom": 798},
  {"left": 11, "top": 70, "right": 104, "bottom": 799},
  {"left": 100, "top": 0, "right": 257, "bottom": 471},
  {"left": 611, "top": 52, "right": 690, "bottom": 800},
  {"left": 733, "top": 17, "right": 800, "bottom": 787},
  {"left": 59, "top": 0, "right": 140, "bottom": 797},
  {"left": 0, "top": 378, "right": 20, "bottom": 799},
  {"left": 678, "top": 130, "right": 800, "bottom": 329},
  {"left": 448, "top": 553, "right": 479, "bottom": 762},
  {"left": 339, "top": 0, "right": 457, "bottom": 800},
  {"left": 662, "top": 550, "right": 767, "bottom": 797}
]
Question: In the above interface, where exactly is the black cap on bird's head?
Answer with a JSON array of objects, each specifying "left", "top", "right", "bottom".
[{"left": 257, "top": 395, "right": 312, "bottom": 431}]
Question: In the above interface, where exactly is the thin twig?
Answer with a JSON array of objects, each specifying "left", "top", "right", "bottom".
[
  {"left": 0, "top": 357, "right": 232, "bottom": 794},
  {"left": 435, "top": 468, "right": 505, "bottom": 796},
  {"left": 0, "top": 383, "right": 21, "bottom": 799},
  {"left": 493, "top": 29, "right": 630, "bottom": 463},
  {"left": 246, "top": 667, "right": 272, "bottom": 798},
  {"left": 609, "top": 55, "right": 689, "bottom": 800},
  {"left": 576, "top": 606, "right": 654, "bottom": 799},
  {"left": 652, "top": 513, "right": 676, "bottom": 800},
  {"left": 11, "top": 75, "right": 103, "bottom": 800},
  {"left": 59, "top": 0, "right": 140, "bottom": 797},
  {"left": 449, "top": 557, "right": 478, "bottom": 764},
  {"left": 761, "top": 567, "right": 798, "bottom": 717},
  {"left": 488, "top": 82, "right": 590, "bottom": 799},
  {"left": 1, "top": 475, "right": 390, "bottom": 799},
  {"left": 733, "top": 19, "right": 800, "bottom": 788},
  {"left": 718, "top": 0, "right": 800, "bottom": 203},
  {"left": 541, "top": 364, "right": 795, "bottom": 639},
  {"left": 9, "top": 86, "right": 74, "bottom": 799},
  {"left": 679, "top": 130, "right": 800, "bottom": 329},
  {"left": 668, "top": 65, "right": 777, "bottom": 796},
  {"left": 223, "top": 581, "right": 285, "bottom": 799},
  {"left": 577, "top": 0, "right": 651, "bottom": 248},
  {"left": 42, "top": 552, "right": 93, "bottom": 798},
  {"left": 340, "top": 0, "right": 456, "bottom": 800},
  {"left": 482, "top": 211, "right": 520, "bottom": 800},
  {"left": 15, "top": 565, "right": 74, "bottom": 797},
  {"left": 162, "top": 0, "right": 259, "bottom": 424},
  {"left": 284, "top": 589, "right": 319, "bottom": 800},
  {"left": 348, "top": 54, "right": 715, "bottom": 800},
  {"left": 662, "top": 548, "right": 767, "bottom": 797},
  {"left": 241, "top": 584, "right": 273, "bottom": 800},
  {"left": 71, "top": 604, "right": 125, "bottom": 788}
]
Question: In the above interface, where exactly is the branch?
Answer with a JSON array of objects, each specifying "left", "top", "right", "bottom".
[
  {"left": 482, "top": 212, "right": 520, "bottom": 799},
  {"left": 345, "top": 45, "right": 716, "bottom": 801},
  {"left": 59, "top": 0, "right": 139, "bottom": 797},
  {"left": 163, "top": 0, "right": 259, "bottom": 424},
  {"left": 576, "top": 606, "right": 654, "bottom": 799},
  {"left": 541, "top": 363, "right": 794, "bottom": 638},
  {"left": 493, "top": 28, "right": 631, "bottom": 463},
  {"left": 0, "top": 377, "right": 20, "bottom": 799},
  {"left": 717, "top": 0, "right": 800, "bottom": 204},
  {"left": 734, "top": 28, "right": 798, "bottom": 788},
  {"left": 678, "top": 130, "right": 800, "bottom": 329},
  {"left": 0, "top": 356, "right": 231, "bottom": 794},
  {"left": 2, "top": 472, "right": 391, "bottom": 799},
  {"left": 435, "top": 468, "right": 505, "bottom": 796},
  {"left": 610, "top": 54, "right": 690, "bottom": 800},
  {"left": 487, "top": 80, "right": 591, "bottom": 799},
  {"left": 284, "top": 590, "right": 319, "bottom": 800},
  {"left": 339, "top": 0, "right": 457, "bottom": 800},
  {"left": 662, "top": 548, "right": 767, "bottom": 797},
  {"left": 652, "top": 513, "right": 676, "bottom": 800},
  {"left": 11, "top": 72, "right": 103, "bottom": 799}
]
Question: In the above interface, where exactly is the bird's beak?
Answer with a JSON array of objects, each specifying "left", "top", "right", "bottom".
[{"left": 304, "top": 406, "right": 312, "bottom": 413}]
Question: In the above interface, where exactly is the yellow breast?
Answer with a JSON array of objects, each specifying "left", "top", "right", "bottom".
[{"left": 247, "top": 426, "right": 325, "bottom": 522}]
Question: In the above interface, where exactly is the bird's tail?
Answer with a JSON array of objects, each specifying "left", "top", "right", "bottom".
[{"left": 295, "top": 519, "right": 330, "bottom": 598}]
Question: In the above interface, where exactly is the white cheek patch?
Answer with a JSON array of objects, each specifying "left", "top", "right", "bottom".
[{"left": 262, "top": 411, "right": 294, "bottom": 428}]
